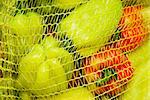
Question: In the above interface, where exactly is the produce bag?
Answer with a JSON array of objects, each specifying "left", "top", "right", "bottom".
[{"left": 0, "top": 0, "right": 149, "bottom": 100}]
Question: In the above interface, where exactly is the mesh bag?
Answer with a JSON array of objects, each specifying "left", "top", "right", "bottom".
[{"left": 0, "top": 0, "right": 150, "bottom": 100}]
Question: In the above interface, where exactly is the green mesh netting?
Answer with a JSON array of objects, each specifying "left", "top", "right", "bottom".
[{"left": 0, "top": 0, "right": 150, "bottom": 100}]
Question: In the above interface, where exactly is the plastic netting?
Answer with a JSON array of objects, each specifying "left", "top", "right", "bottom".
[{"left": 0, "top": 0, "right": 150, "bottom": 100}]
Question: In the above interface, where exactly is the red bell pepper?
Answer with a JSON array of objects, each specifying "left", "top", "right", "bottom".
[{"left": 83, "top": 47, "right": 134, "bottom": 96}]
